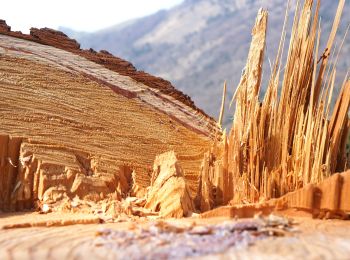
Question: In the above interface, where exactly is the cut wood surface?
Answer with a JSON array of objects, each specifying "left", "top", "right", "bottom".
[
  {"left": 0, "top": 212, "right": 350, "bottom": 259},
  {"left": 0, "top": 20, "right": 207, "bottom": 113},
  {"left": 0, "top": 29, "right": 218, "bottom": 210}
]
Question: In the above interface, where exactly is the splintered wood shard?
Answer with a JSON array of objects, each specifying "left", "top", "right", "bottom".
[
  {"left": 229, "top": 8, "right": 268, "bottom": 204},
  {"left": 224, "top": 0, "right": 350, "bottom": 203},
  {"left": 198, "top": 0, "right": 350, "bottom": 210},
  {"left": 218, "top": 81, "right": 227, "bottom": 128},
  {"left": 314, "top": 0, "right": 346, "bottom": 105},
  {"left": 328, "top": 81, "right": 350, "bottom": 172},
  {"left": 144, "top": 151, "right": 195, "bottom": 218}
]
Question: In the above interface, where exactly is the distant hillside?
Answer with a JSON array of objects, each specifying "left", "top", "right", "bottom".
[{"left": 62, "top": 0, "right": 350, "bottom": 127}]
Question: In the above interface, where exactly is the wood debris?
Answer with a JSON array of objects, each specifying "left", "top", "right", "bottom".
[
  {"left": 93, "top": 215, "right": 295, "bottom": 259},
  {"left": 2, "top": 216, "right": 102, "bottom": 230},
  {"left": 144, "top": 151, "right": 195, "bottom": 218}
]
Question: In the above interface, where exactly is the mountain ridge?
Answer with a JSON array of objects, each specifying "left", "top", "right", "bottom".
[{"left": 62, "top": 0, "right": 350, "bottom": 126}]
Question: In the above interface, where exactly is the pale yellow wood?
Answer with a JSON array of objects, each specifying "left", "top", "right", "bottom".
[{"left": 1, "top": 213, "right": 350, "bottom": 259}]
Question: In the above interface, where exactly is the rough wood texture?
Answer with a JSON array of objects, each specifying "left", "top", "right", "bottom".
[
  {"left": 145, "top": 151, "right": 194, "bottom": 218},
  {"left": 0, "top": 28, "right": 218, "bottom": 211},
  {"left": 201, "top": 170, "right": 350, "bottom": 219},
  {"left": 228, "top": 8, "right": 268, "bottom": 204},
  {"left": 0, "top": 0, "right": 349, "bottom": 225},
  {"left": 0, "top": 20, "right": 210, "bottom": 113},
  {"left": 276, "top": 170, "right": 350, "bottom": 218},
  {"left": 196, "top": 131, "right": 229, "bottom": 212},
  {"left": 197, "top": 0, "right": 349, "bottom": 207},
  {"left": 1, "top": 213, "right": 350, "bottom": 259}
]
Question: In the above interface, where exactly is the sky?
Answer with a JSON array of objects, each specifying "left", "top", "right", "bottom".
[{"left": 0, "top": 0, "right": 184, "bottom": 33}]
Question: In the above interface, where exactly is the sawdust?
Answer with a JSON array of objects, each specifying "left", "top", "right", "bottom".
[{"left": 93, "top": 214, "right": 296, "bottom": 259}]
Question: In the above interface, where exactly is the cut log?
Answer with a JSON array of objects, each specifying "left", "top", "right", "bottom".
[{"left": 0, "top": 22, "right": 217, "bottom": 211}]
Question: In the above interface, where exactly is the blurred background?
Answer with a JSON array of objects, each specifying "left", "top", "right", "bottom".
[{"left": 1, "top": 0, "right": 349, "bottom": 127}]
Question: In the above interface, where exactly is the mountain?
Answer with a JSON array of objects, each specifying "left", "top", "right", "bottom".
[{"left": 62, "top": 0, "right": 350, "bottom": 126}]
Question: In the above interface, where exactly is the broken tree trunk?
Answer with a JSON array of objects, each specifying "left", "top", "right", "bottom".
[
  {"left": 197, "top": 0, "right": 349, "bottom": 209},
  {"left": 225, "top": 0, "right": 350, "bottom": 204}
]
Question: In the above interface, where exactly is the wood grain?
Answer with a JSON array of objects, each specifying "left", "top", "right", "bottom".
[
  {"left": 0, "top": 34, "right": 217, "bottom": 210},
  {"left": 1, "top": 213, "right": 350, "bottom": 259}
]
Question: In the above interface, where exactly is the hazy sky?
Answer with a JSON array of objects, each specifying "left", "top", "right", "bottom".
[{"left": 0, "top": 0, "right": 184, "bottom": 33}]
